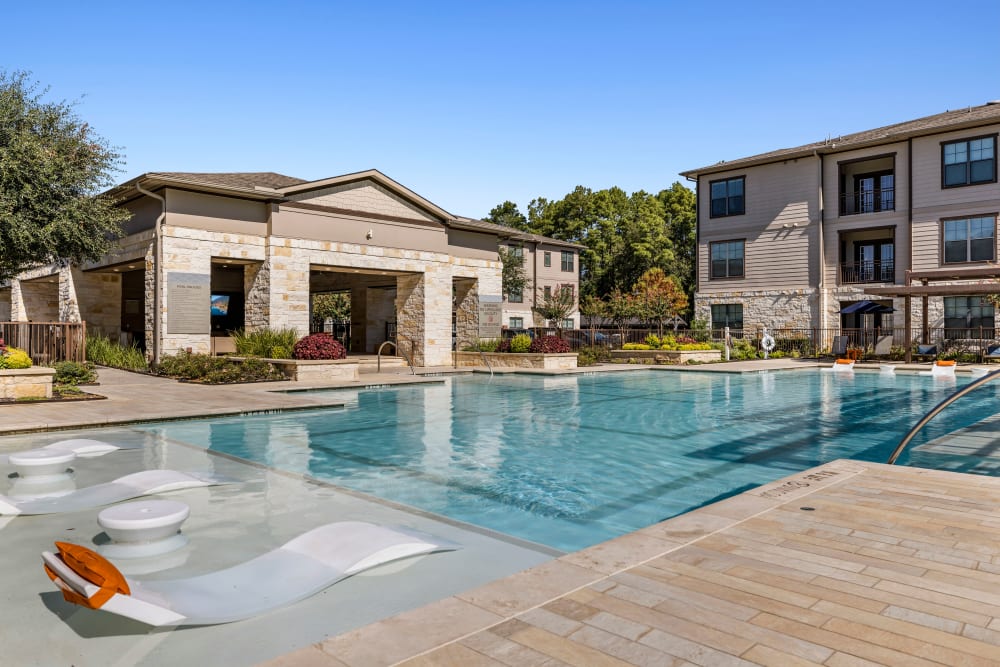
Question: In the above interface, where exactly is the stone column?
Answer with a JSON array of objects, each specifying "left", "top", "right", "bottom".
[
  {"left": 453, "top": 278, "right": 478, "bottom": 348},
  {"left": 267, "top": 243, "right": 310, "bottom": 338},
  {"left": 9, "top": 280, "right": 25, "bottom": 321},
  {"left": 244, "top": 261, "right": 269, "bottom": 330},
  {"left": 58, "top": 265, "right": 81, "bottom": 323},
  {"left": 395, "top": 273, "right": 425, "bottom": 365},
  {"left": 159, "top": 232, "right": 212, "bottom": 355},
  {"left": 144, "top": 241, "right": 156, "bottom": 360}
]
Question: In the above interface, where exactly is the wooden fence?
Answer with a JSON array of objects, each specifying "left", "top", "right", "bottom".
[{"left": 0, "top": 322, "right": 87, "bottom": 364}]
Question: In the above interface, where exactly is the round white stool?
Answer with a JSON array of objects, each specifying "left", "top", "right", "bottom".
[
  {"left": 8, "top": 449, "right": 76, "bottom": 479},
  {"left": 97, "top": 499, "right": 190, "bottom": 558}
]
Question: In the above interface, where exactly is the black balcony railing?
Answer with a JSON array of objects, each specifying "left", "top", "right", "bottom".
[
  {"left": 839, "top": 187, "right": 895, "bottom": 216},
  {"left": 840, "top": 259, "right": 895, "bottom": 284}
]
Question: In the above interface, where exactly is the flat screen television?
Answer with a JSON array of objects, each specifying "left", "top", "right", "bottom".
[{"left": 210, "top": 294, "right": 231, "bottom": 317}]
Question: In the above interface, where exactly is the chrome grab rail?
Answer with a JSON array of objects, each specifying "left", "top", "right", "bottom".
[
  {"left": 376, "top": 340, "right": 416, "bottom": 375},
  {"left": 887, "top": 368, "right": 1000, "bottom": 464},
  {"left": 455, "top": 339, "right": 493, "bottom": 378}
]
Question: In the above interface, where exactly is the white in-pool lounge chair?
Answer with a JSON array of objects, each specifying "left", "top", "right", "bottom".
[
  {"left": 821, "top": 359, "right": 855, "bottom": 373},
  {"left": 918, "top": 360, "right": 957, "bottom": 378},
  {"left": 42, "top": 521, "right": 455, "bottom": 626},
  {"left": 0, "top": 470, "right": 232, "bottom": 515},
  {"left": 0, "top": 439, "right": 139, "bottom": 464}
]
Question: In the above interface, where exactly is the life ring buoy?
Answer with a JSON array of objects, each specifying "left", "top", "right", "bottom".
[{"left": 761, "top": 334, "right": 776, "bottom": 353}]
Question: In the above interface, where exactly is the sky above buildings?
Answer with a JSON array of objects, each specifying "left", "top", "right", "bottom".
[{"left": 5, "top": 1, "right": 1000, "bottom": 218}]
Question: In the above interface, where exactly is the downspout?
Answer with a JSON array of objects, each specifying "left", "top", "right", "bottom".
[
  {"left": 136, "top": 183, "right": 166, "bottom": 365},
  {"left": 814, "top": 150, "right": 826, "bottom": 333}
]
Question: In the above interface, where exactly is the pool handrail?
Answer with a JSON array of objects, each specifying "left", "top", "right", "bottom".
[
  {"left": 454, "top": 339, "right": 493, "bottom": 377},
  {"left": 887, "top": 367, "right": 1000, "bottom": 465},
  {"left": 376, "top": 340, "right": 415, "bottom": 375}
]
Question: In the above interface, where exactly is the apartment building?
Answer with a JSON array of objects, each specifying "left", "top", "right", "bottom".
[
  {"left": 680, "top": 102, "right": 1000, "bottom": 341},
  {"left": 499, "top": 234, "right": 583, "bottom": 330}
]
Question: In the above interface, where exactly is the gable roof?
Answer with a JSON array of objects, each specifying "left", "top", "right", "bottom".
[
  {"left": 680, "top": 101, "right": 1000, "bottom": 178},
  {"left": 279, "top": 169, "right": 453, "bottom": 221},
  {"left": 153, "top": 172, "right": 308, "bottom": 190}
]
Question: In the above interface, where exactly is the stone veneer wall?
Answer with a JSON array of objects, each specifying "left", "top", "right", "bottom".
[
  {"left": 67, "top": 268, "right": 121, "bottom": 336},
  {"left": 695, "top": 288, "right": 817, "bottom": 331},
  {"left": 453, "top": 279, "right": 479, "bottom": 348},
  {"left": 244, "top": 261, "right": 269, "bottom": 330}
]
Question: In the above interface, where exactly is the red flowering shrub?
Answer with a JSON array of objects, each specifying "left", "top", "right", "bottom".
[
  {"left": 676, "top": 336, "right": 697, "bottom": 345},
  {"left": 497, "top": 339, "right": 512, "bottom": 353},
  {"left": 293, "top": 333, "right": 346, "bottom": 360},
  {"left": 529, "top": 335, "right": 570, "bottom": 353}
]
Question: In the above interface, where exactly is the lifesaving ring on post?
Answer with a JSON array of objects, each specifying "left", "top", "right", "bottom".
[{"left": 761, "top": 334, "right": 776, "bottom": 353}]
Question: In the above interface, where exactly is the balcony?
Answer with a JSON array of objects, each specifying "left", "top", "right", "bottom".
[
  {"left": 840, "top": 259, "right": 895, "bottom": 284},
  {"left": 838, "top": 187, "right": 895, "bottom": 216}
]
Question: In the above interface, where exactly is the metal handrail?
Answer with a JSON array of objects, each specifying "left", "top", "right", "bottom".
[
  {"left": 455, "top": 339, "right": 493, "bottom": 377},
  {"left": 376, "top": 340, "right": 415, "bottom": 375},
  {"left": 887, "top": 368, "right": 1000, "bottom": 464}
]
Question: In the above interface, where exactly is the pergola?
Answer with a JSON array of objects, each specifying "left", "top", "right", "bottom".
[{"left": 865, "top": 266, "right": 1000, "bottom": 362}]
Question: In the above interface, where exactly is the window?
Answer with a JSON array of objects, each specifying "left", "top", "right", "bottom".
[
  {"left": 508, "top": 245, "right": 524, "bottom": 259},
  {"left": 562, "top": 318, "right": 574, "bottom": 329},
  {"left": 943, "top": 216, "right": 995, "bottom": 263},
  {"left": 710, "top": 240, "right": 745, "bottom": 278},
  {"left": 944, "top": 296, "right": 994, "bottom": 337},
  {"left": 543, "top": 286, "right": 552, "bottom": 299},
  {"left": 561, "top": 251, "right": 574, "bottom": 272},
  {"left": 711, "top": 304, "right": 743, "bottom": 331},
  {"left": 943, "top": 136, "right": 996, "bottom": 187},
  {"left": 560, "top": 285, "right": 574, "bottom": 299},
  {"left": 509, "top": 317, "right": 523, "bottom": 329},
  {"left": 710, "top": 176, "right": 745, "bottom": 217},
  {"left": 544, "top": 251, "right": 551, "bottom": 267},
  {"left": 508, "top": 286, "right": 523, "bottom": 303}
]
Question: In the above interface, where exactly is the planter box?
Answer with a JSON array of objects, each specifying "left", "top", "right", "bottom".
[
  {"left": 231, "top": 357, "right": 360, "bottom": 382},
  {"left": 453, "top": 352, "right": 577, "bottom": 370},
  {"left": 610, "top": 349, "right": 721, "bottom": 365},
  {"left": 0, "top": 367, "right": 55, "bottom": 399}
]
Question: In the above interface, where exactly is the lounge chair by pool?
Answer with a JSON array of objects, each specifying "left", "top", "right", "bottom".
[
  {"left": 0, "top": 439, "right": 139, "bottom": 465},
  {"left": 918, "top": 360, "right": 956, "bottom": 378},
  {"left": 828, "top": 359, "right": 855, "bottom": 373},
  {"left": 42, "top": 521, "right": 455, "bottom": 626}
]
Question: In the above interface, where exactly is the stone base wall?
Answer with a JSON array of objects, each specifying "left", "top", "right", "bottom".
[
  {"left": 260, "top": 358, "right": 360, "bottom": 382},
  {"left": 454, "top": 352, "right": 578, "bottom": 370},
  {"left": 696, "top": 289, "right": 817, "bottom": 331},
  {"left": 0, "top": 368, "right": 54, "bottom": 399}
]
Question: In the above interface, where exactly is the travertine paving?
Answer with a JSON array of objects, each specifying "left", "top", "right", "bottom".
[{"left": 270, "top": 460, "right": 1000, "bottom": 666}]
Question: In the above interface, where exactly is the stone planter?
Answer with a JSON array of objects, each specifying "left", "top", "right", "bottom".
[
  {"left": 453, "top": 352, "right": 577, "bottom": 370},
  {"left": 231, "top": 357, "right": 360, "bottom": 382},
  {"left": 610, "top": 349, "right": 721, "bottom": 365},
  {"left": 0, "top": 367, "right": 55, "bottom": 399}
]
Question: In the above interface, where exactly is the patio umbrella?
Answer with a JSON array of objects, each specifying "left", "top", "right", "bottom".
[{"left": 839, "top": 300, "right": 894, "bottom": 315}]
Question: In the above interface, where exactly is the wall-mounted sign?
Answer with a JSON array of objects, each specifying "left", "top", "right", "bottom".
[
  {"left": 478, "top": 295, "right": 502, "bottom": 339},
  {"left": 167, "top": 272, "right": 210, "bottom": 334}
]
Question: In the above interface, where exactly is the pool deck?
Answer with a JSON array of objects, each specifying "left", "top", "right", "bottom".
[{"left": 4, "top": 361, "right": 1000, "bottom": 666}]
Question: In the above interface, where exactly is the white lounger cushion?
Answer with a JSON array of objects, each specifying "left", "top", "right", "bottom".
[
  {"left": 0, "top": 439, "right": 140, "bottom": 464},
  {"left": 43, "top": 521, "right": 456, "bottom": 626},
  {"left": 0, "top": 470, "right": 232, "bottom": 515}
]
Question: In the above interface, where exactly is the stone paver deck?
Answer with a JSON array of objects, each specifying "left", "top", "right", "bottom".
[{"left": 268, "top": 460, "right": 1000, "bottom": 666}]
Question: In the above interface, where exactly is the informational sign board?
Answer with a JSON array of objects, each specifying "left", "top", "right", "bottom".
[
  {"left": 478, "top": 296, "right": 503, "bottom": 339},
  {"left": 166, "top": 272, "right": 210, "bottom": 334}
]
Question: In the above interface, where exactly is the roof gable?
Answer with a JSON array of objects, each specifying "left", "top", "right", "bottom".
[{"left": 280, "top": 170, "right": 450, "bottom": 223}]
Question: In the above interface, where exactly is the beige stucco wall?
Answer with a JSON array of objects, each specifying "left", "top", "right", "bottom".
[
  {"left": 697, "top": 157, "right": 820, "bottom": 295},
  {"left": 166, "top": 189, "right": 269, "bottom": 236},
  {"left": 272, "top": 206, "right": 449, "bottom": 254}
]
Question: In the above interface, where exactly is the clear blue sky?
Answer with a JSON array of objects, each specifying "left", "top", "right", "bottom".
[{"left": 5, "top": 1, "right": 999, "bottom": 218}]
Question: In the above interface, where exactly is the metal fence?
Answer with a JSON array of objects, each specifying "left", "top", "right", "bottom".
[
  {"left": 556, "top": 326, "right": 1000, "bottom": 361},
  {"left": 0, "top": 322, "right": 87, "bottom": 364}
]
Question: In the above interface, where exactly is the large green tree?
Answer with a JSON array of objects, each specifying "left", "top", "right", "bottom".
[
  {"left": 657, "top": 182, "right": 697, "bottom": 298},
  {"left": 0, "top": 71, "right": 127, "bottom": 281},
  {"left": 485, "top": 200, "right": 530, "bottom": 231}
]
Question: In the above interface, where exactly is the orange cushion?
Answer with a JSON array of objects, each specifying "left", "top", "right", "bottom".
[
  {"left": 46, "top": 542, "right": 130, "bottom": 609},
  {"left": 835, "top": 359, "right": 854, "bottom": 365},
  {"left": 936, "top": 360, "right": 956, "bottom": 366}
]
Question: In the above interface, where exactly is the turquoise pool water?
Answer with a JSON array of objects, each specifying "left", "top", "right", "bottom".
[{"left": 135, "top": 370, "right": 999, "bottom": 551}]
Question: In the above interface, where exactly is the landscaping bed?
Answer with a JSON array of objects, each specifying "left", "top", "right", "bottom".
[{"left": 611, "top": 349, "right": 721, "bottom": 364}]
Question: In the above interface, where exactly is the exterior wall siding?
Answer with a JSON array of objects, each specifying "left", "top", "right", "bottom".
[{"left": 287, "top": 180, "right": 439, "bottom": 223}]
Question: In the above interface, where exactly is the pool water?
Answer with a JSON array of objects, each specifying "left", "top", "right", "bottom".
[{"left": 135, "top": 370, "right": 999, "bottom": 552}]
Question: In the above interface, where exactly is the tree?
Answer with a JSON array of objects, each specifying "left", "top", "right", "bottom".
[
  {"left": 657, "top": 183, "right": 697, "bottom": 300},
  {"left": 532, "top": 283, "right": 576, "bottom": 333},
  {"left": 578, "top": 293, "right": 607, "bottom": 338},
  {"left": 498, "top": 246, "right": 529, "bottom": 301},
  {"left": 632, "top": 268, "right": 688, "bottom": 337},
  {"left": 485, "top": 200, "right": 530, "bottom": 231},
  {"left": 311, "top": 292, "right": 350, "bottom": 322},
  {"left": 605, "top": 289, "right": 638, "bottom": 342},
  {"left": 0, "top": 71, "right": 128, "bottom": 281}
]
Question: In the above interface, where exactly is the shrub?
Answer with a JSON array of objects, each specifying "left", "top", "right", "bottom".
[
  {"left": 231, "top": 327, "right": 298, "bottom": 359},
  {"left": 0, "top": 347, "right": 32, "bottom": 369},
  {"left": 293, "top": 333, "right": 347, "bottom": 360},
  {"left": 496, "top": 339, "right": 511, "bottom": 353},
  {"left": 463, "top": 338, "right": 499, "bottom": 352},
  {"left": 622, "top": 343, "right": 651, "bottom": 350},
  {"left": 644, "top": 334, "right": 661, "bottom": 348},
  {"left": 155, "top": 352, "right": 284, "bottom": 383},
  {"left": 529, "top": 335, "right": 570, "bottom": 354},
  {"left": 509, "top": 334, "right": 532, "bottom": 353},
  {"left": 86, "top": 334, "right": 148, "bottom": 371},
  {"left": 576, "top": 345, "right": 611, "bottom": 366},
  {"left": 53, "top": 361, "right": 97, "bottom": 385},
  {"left": 731, "top": 338, "right": 759, "bottom": 361}
]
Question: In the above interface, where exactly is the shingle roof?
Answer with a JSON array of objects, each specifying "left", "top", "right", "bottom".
[
  {"left": 451, "top": 217, "right": 586, "bottom": 249},
  {"left": 680, "top": 101, "right": 1000, "bottom": 178},
  {"left": 151, "top": 172, "right": 308, "bottom": 190}
]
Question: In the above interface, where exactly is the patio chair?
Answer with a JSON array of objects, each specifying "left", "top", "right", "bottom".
[
  {"left": 0, "top": 470, "right": 233, "bottom": 515},
  {"left": 873, "top": 335, "right": 893, "bottom": 357},
  {"left": 42, "top": 521, "right": 456, "bottom": 626},
  {"left": 831, "top": 335, "right": 850, "bottom": 358}
]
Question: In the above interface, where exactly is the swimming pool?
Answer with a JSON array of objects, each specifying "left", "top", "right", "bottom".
[{"left": 134, "top": 370, "right": 998, "bottom": 551}]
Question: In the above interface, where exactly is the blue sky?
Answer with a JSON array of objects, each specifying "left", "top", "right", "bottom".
[{"left": 5, "top": 1, "right": 1000, "bottom": 218}]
